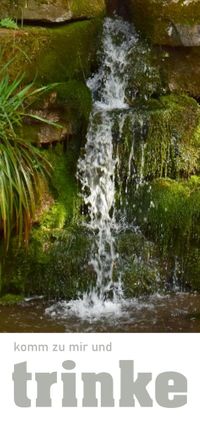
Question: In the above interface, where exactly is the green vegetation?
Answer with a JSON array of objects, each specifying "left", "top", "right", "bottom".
[
  {"left": 131, "top": 177, "right": 200, "bottom": 253},
  {"left": 0, "top": 293, "right": 23, "bottom": 305},
  {"left": 0, "top": 18, "right": 18, "bottom": 30},
  {"left": 0, "top": 63, "right": 61, "bottom": 250}
]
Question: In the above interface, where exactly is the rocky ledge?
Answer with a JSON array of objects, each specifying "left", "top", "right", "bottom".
[{"left": 0, "top": 0, "right": 106, "bottom": 23}]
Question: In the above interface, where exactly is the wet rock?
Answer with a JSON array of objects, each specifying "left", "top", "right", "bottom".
[
  {"left": 128, "top": 0, "right": 200, "bottom": 47},
  {"left": 158, "top": 45, "right": 200, "bottom": 97},
  {"left": 115, "top": 95, "right": 200, "bottom": 185},
  {"left": 21, "top": 81, "right": 92, "bottom": 146},
  {"left": 174, "top": 23, "right": 200, "bottom": 47},
  {"left": 0, "top": 0, "right": 106, "bottom": 23}
]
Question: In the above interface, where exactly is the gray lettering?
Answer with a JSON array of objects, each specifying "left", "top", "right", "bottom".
[
  {"left": 82, "top": 372, "right": 114, "bottom": 407},
  {"left": 156, "top": 372, "right": 187, "bottom": 408},
  {"left": 62, "top": 360, "right": 77, "bottom": 407},
  {"left": 35, "top": 372, "right": 57, "bottom": 407},
  {"left": 12, "top": 362, "right": 32, "bottom": 407},
  {"left": 119, "top": 360, "right": 153, "bottom": 407}
]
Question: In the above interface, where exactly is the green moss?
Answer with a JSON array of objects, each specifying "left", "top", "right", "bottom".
[
  {"left": 38, "top": 141, "right": 82, "bottom": 230},
  {"left": 56, "top": 80, "right": 92, "bottom": 123},
  {"left": 116, "top": 231, "right": 166, "bottom": 297},
  {"left": 183, "top": 246, "right": 200, "bottom": 291},
  {"left": 144, "top": 95, "right": 200, "bottom": 179},
  {"left": 0, "top": 19, "right": 103, "bottom": 84},
  {"left": 133, "top": 177, "right": 200, "bottom": 252},
  {"left": 1, "top": 227, "right": 94, "bottom": 300},
  {"left": 0, "top": 294, "right": 24, "bottom": 305},
  {"left": 115, "top": 95, "right": 200, "bottom": 194}
]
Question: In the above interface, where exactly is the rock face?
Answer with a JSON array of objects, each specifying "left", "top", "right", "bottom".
[
  {"left": 157, "top": 46, "right": 200, "bottom": 97},
  {"left": 128, "top": 0, "right": 200, "bottom": 47},
  {"left": 174, "top": 24, "right": 200, "bottom": 47},
  {"left": 125, "top": 0, "right": 200, "bottom": 97},
  {"left": 0, "top": 0, "right": 106, "bottom": 23},
  {"left": 0, "top": 19, "right": 102, "bottom": 84}
]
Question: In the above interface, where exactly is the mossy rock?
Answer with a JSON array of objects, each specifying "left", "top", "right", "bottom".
[
  {"left": 1, "top": 227, "right": 95, "bottom": 300},
  {"left": 114, "top": 95, "right": 200, "bottom": 193},
  {"left": 129, "top": 0, "right": 200, "bottom": 46},
  {"left": 115, "top": 231, "right": 167, "bottom": 297},
  {"left": 183, "top": 246, "right": 200, "bottom": 291},
  {"left": 122, "top": 176, "right": 200, "bottom": 291},
  {"left": 0, "top": 0, "right": 106, "bottom": 23},
  {"left": 126, "top": 24, "right": 200, "bottom": 98},
  {"left": 0, "top": 19, "right": 103, "bottom": 84},
  {"left": 156, "top": 45, "right": 200, "bottom": 98},
  {"left": 20, "top": 80, "right": 92, "bottom": 145},
  {"left": 131, "top": 177, "right": 200, "bottom": 252},
  {"left": 0, "top": 140, "right": 95, "bottom": 299},
  {"left": 39, "top": 143, "right": 82, "bottom": 229},
  {"left": 144, "top": 95, "right": 200, "bottom": 178},
  {"left": 0, "top": 294, "right": 24, "bottom": 305}
]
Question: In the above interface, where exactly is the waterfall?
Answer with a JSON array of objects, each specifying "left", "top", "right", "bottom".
[
  {"left": 87, "top": 17, "right": 137, "bottom": 110},
  {"left": 70, "top": 17, "right": 139, "bottom": 316},
  {"left": 47, "top": 17, "right": 147, "bottom": 319}
]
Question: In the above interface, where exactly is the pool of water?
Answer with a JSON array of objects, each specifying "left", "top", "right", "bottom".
[{"left": 1, "top": 293, "right": 200, "bottom": 332}]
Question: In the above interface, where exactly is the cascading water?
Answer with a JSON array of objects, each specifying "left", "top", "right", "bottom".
[
  {"left": 87, "top": 18, "right": 136, "bottom": 110},
  {"left": 74, "top": 18, "right": 138, "bottom": 315},
  {"left": 46, "top": 17, "right": 162, "bottom": 319},
  {"left": 47, "top": 18, "right": 138, "bottom": 318}
]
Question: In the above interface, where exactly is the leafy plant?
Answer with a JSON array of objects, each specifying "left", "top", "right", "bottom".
[
  {"left": 0, "top": 18, "right": 18, "bottom": 30},
  {"left": 0, "top": 65, "right": 59, "bottom": 250}
]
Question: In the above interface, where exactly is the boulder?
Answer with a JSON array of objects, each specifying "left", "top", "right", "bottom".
[
  {"left": 128, "top": 0, "right": 200, "bottom": 47},
  {"left": 21, "top": 81, "right": 92, "bottom": 146},
  {"left": 0, "top": 0, "right": 106, "bottom": 23},
  {"left": 0, "top": 19, "right": 102, "bottom": 84},
  {"left": 158, "top": 45, "right": 200, "bottom": 97}
]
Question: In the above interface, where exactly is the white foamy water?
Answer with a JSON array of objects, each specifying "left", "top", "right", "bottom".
[
  {"left": 87, "top": 17, "right": 137, "bottom": 110},
  {"left": 47, "top": 17, "right": 140, "bottom": 319}
]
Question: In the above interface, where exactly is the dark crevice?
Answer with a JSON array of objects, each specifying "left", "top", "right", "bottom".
[
  {"left": 106, "top": 0, "right": 131, "bottom": 19},
  {"left": 16, "top": 16, "right": 91, "bottom": 29}
]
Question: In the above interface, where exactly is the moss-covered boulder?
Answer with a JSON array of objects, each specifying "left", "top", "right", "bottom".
[
  {"left": 157, "top": 45, "right": 200, "bottom": 97},
  {"left": 0, "top": 19, "right": 102, "bottom": 84},
  {"left": 129, "top": 0, "right": 200, "bottom": 47},
  {"left": 118, "top": 175, "right": 200, "bottom": 292},
  {"left": 130, "top": 176, "right": 200, "bottom": 253},
  {"left": 0, "top": 0, "right": 106, "bottom": 23},
  {"left": 126, "top": 26, "right": 200, "bottom": 98},
  {"left": 115, "top": 231, "right": 167, "bottom": 297},
  {"left": 114, "top": 95, "right": 200, "bottom": 194}
]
